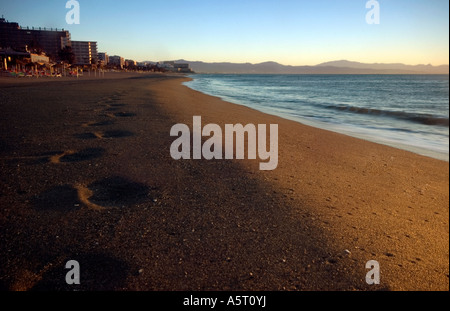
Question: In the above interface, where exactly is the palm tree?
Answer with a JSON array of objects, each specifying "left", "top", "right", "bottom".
[
  {"left": 58, "top": 46, "right": 75, "bottom": 76},
  {"left": 28, "top": 39, "right": 44, "bottom": 55},
  {"left": 90, "top": 57, "right": 98, "bottom": 70},
  {"left": 59, "top": 46, "right": 75, "bottom": 64}
]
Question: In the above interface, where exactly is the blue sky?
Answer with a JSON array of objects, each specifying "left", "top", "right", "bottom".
[{"left": 1, "top": 0, "right": 448, "bottom": 65}]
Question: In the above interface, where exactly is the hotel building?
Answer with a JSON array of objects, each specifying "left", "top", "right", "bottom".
[
  {"left": 108, "top": 55, "right": 125, "bottom": 69},
  {"left": 71, "top": 41, "right": 98, "bottom": 66},
  {"left": 0, "top": 17, "right": 70, "bottom": 61},
  {"left": 98, "top": 52, "right": 109, "bottom": 66}
]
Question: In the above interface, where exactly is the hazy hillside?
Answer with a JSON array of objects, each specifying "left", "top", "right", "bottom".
[
  {"left": 175, "top": 60, "right": 449, "bottom": 74},
  {"left": 317, "top": 60, "right": 450, "bottom": 74}
]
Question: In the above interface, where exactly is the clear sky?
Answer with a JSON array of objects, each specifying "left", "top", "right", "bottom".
[{"left": 1, "top": 0, "right": 448, "bottom": 66}]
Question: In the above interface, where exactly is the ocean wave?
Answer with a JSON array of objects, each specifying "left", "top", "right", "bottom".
[{"left": 325, "top": 104, "right": 449, "bottom": 127}]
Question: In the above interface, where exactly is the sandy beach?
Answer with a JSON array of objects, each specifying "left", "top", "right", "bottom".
[{"left": 0, "top": 73, "right": 448, "bottom": 291}]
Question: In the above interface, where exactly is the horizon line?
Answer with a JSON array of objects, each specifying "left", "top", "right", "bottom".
[{"left": 140, "top": 59, "right": 450, "bottom": 67}]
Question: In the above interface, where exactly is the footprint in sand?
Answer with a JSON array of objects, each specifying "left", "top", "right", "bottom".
[
  {"left": 95, "top": 100, "right": 127, "bottom": 109},
  {"left": 81, "top": 120, "right": 116, "bottom": 128},
  {"left": 114, "top": 112, "right": 137, "bottom": 118},
  {"left": 75, "top": 130, "right": 134, "bottom": 140},
  {"left": 103, "top": 111, "right": 136, "bottom": 118},
  {"left": 104, "top": 107, "right": 121, "bottom": 112},
  {"left": 3, "top": 151, "right": 65, "bottom": 166},
  {"left": 49, "top": 148, "right": 105, "bottom": 164},
  {"left": 95, "top": 94, "right": 127, "bottom": 109},
  {"left": 85, "top": 176, "right": 152, "bottom": 208},
  {"left": 100, "top": 93, "right": 126, "bottom": 104},
  {"left": 103, "top": 104, "right": 128, "bottom": 112},
  {"left": 32, "top": 176, "right": 153, "bottom": 212},
  {"left": 104, "top": 113, "right": 117, "bottom": 119}
]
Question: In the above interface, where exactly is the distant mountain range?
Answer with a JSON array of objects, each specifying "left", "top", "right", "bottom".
[{"left": 171, "top": 59, "right": 449, "bottom": 74}]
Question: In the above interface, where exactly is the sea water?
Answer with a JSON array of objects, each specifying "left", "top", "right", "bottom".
[{"left": 184, "top": 74, "right": 449, "bottom": 161}]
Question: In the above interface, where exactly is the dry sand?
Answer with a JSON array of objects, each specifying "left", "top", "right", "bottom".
[{"left": 0, "top": 73, "right": 448, "bottom": 291}]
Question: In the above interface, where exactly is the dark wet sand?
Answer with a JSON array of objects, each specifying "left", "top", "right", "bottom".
[{"left": 0, "top": 74, "right": 448, "bottom": 291}]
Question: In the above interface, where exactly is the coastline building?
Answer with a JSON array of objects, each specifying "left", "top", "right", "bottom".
[
  {"left": 98, "top": 52, "right": 108, "bottom": 66},
  {"left": 0, "top": 17, "right": 70, "bottom": 61},
  {"left": 174, "top": 63, "right": 193, "bottom": 73},
  {"left": 71, "top": 40, "right": 98, "bottom": 66},
  {"left": 109, "top": 55, "right": 125, "bottom": 69},
  {"left": 125, "top": 59, "right": 136, "bottom": 67},
  {"left": 159, "top": 61, "right": 193, "bottom": 73},
  {"left": 137, "top": 61, "right": 151, "bottom": 67}
]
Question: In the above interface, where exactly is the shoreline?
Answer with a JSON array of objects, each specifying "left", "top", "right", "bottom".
[
  {"left": 274, "top": 112, "right": 449, "bottom": 162},
  {"left": 0, "top": 74, "right": 448, "bottom": 291},
  {"left": 182, "top": 75, "right": 449, "bottom": 162},
  {"left": 3, "top": 72, "right": 448, "bottom": 162}
]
